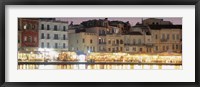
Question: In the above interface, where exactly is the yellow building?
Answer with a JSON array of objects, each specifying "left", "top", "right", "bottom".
[
  {"left": 149, "top": 25, "right": 182, "bottom": 53},
  {"left": 68, "top": 32, "right": 98, "bottom": 54},
  {"left": 68, "top": 18, "right": 182, "bottom": 54}
]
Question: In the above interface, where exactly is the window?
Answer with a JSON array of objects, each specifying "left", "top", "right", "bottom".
[
  {"left": 112, "top": 48, "right": 115, "bottom": 52},
  {"left": 108, "top": 48, "right": 111, "bottom": 51},
  {"left": 126, "top": 47, "right": 129, "bottom": 51},
  {"left": 63, "top": 26, "right": 66, "bottom": 31},
  {"left": 54, "top": 34, "right": 58, "bottom": 40},
  {"left": 93, "top": 47, "right": 95, "bottom": 52},
  {"left": 47, "top": 43, "right": 50, "bottom": 48},
  {"left": 55, "top": 43, "right": 58, "bottom": 48},
  {"left": 24, "top": 36, "right": 27, "bottom": 42},
  {"left": 63, "top": 35, "right": 66, "bottom": 40},
  {"left": 138, "top": 39, "right": 141, "bottom": 44},
  {"left": 54, "top": 25, "right": 57, "bottom": 31},
  {"left": 176, "top": 34, "right": 179, "bottom": 40},
  {"left": 41, "top": 42, "right": 44, "bottom": 48},
  {"left": 90, "top": 39, "right": 93, "bottom": 44},
  {"left": 108, "top": 40, "right": 111, "bottom": 44},
  {"left": 172, "top": 34, "right": 175, "bottom": 40},
  {"left": 23, "top": 24, "right": 27, "bottom": 29},
  {"left": 166, "top": 46, "right": 169, "bottom": 50},
  {"left": 41, "top": 24, "right": 44, "bottom": 30},
  {"left": 47, "top": 34, "right": 50, "bottom": 39},
  {"left": 83, "top": 39, "right": 85, "bottom": 43},
  {"left": 140, "top": 48, "right": 142, "bottom": 52},
  {"left": 155, "top": 46, "right": 158, "bottom": 51},
  {"left": 47, "top": 25, "right": 50, "bottom": 30},
  {"left": 90, "top": 47, "right": 92, "bottom": 51},
  {"left": 163, "top": 46, "right": 165, "bottom": 51},
  {"left": 155, "top": 34, "right": 158, "bottom": 39},
  {"left": 116, "top": 39, "right": 119, "bottom": 44},
  {"left": 27, "top": 24, "right": 31, "bottom": 29},
  {"left": 176, "top": 44, "right": 178, "bottom": 49},
  {"left": 63, "top": 43, "right": 65, "bottom": 48},
  {"left": 172, "top": 44, "right": 175, "bottom": 50},
  {"left": 167, "top": 34, "right": 169, "bottom": 39},
  {"left": 28, "top": 36, "right": 32, "bottom": 42},
  {"left": 132, "top": 47, "right": 136, "bottom": 51},
  {"left": 120, "top": 40, "right": 123, "bottom": 44},
  {"left": 41, "top": 33, "right": 45, "bottom": 39},
  {"left": 162, "top": 34, "right": 165, "bottom": 39},
  {"left": 87, "top": 46, "right": 89, "bottom": 50},
  {"left": 32, "top": 25, "right": 35, "bottom": 30},
  {"left": 120, "top": 47, "right": 123, "bottom": 51}
]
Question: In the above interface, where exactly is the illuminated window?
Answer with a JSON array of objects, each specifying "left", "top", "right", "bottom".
[
  {"left": 24, "top": 36, "right": 27, "bottom": 42},
  {"left": 23, "top": 24, "right": 27, "bottom": 29}
]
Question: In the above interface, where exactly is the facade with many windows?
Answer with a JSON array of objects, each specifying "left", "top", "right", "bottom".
[
  {"left": 38, "top": 20, "right": 69, "bottom": 52},
  {"left": 68, "top": 18, "right": 182, "bottom": 54},
  {"left": 18, "top": 18, "right": 39, "bottom": 52}
]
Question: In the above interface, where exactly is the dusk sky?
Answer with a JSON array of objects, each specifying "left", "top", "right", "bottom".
[{"left": 56, "top": 17, "right": 182, "bottom": 26}]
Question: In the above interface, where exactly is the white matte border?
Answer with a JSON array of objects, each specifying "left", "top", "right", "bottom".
[{"left": 5, "top": 5, "right": 195, "bottom": 82}]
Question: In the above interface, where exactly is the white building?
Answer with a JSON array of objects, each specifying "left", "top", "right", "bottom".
[{"left": 38, "top": 20, "right": 69, "bottom": 52}]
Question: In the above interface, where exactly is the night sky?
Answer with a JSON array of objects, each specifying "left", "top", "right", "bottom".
[{"left": 56, "top": 17, "right": 182, "bottom": 26}]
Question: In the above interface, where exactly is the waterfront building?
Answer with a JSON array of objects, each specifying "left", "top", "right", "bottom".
[
  {"left": 38, "top": 19, "right": 69, "bottom": 52},
  {"left": 18, "top": 18, "right": 39, "bottom": 52},
  {"left": 67, "top": 18, "right": 182, "bottom": 54},
  {"left": 69, "top": 32, "right": 98, "bottom": 54}
]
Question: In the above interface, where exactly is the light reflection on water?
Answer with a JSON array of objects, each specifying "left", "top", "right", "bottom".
[{"left": 18, "top": 64, "right": 182, "bottom": 70}]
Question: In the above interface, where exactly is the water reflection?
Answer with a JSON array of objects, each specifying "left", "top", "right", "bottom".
[{"left": 18, "top": 64, "right": 182, "bottom": 70}]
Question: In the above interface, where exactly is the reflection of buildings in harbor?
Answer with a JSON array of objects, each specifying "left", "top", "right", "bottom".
[
  {"left": 68, "top": 18, "right": 182, "bottom": 54},
  {"left": 17, "top": 64, "right": 182, "bottom": 70}
]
